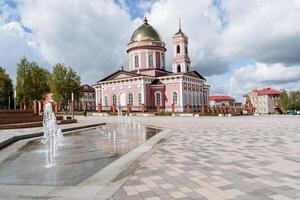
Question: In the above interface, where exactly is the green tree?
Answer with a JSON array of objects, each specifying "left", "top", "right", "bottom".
[
  {"left": 289, "top": 91, "right": 300, "bottom": 111},
  {"left": 28, "top": 62, "right": 50, "bottom": 101},
  {"left": 48, "top": 63, "right": 81, "bottom": 110},
  {"left": 16, "top": 57, "right": 31, "bottom": 105},
  {"left": 0, "top": 67, "right": 13, "bottom": 109},
  {"left": 279, "top": 90, "right": 289, "bottom": 113},
  {"left": 16, "top": 57, "right": 51, "bottom": 106}
]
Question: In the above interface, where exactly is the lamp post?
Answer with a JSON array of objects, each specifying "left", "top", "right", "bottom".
[
  {"left": 8, "top": 94, "right": 10, "bottom": 110},
  {"left": 71, "top": 92, "right": 74, "bottom": 119},
  {"left": 14, "top": 89, "right": 16, "bottom": 110}
]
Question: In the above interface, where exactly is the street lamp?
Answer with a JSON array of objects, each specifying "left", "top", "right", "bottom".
[{"left": 71, "top": 92, "right": 74, "bottom": 119}]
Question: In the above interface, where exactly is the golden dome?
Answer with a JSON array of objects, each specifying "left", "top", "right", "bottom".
[{"left": 129, "top": 18, "right": 162, "bottom": 43}]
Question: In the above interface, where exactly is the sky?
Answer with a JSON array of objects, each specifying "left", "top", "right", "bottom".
[{"left": 1, "top": 0, "right": 300, "bottom": 101}]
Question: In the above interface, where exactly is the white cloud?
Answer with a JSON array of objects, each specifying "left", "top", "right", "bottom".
[
  {"left": 18, "top": 0, "right": 136, "bottom": 83},
  {"left": 1, "top": 0, "right": 300, "bottom": 97},
  {"left": 218, "top": 0, "right": 300, "bottom": 64},
  {"left": 146, "top": 0, "right": 227, "bottom": 76},
  {"left": 0, "top": 14, "right": 47, "bottom": 84},
  {"left": 229, "top": 63, "right": 300, "bottom": 98}
]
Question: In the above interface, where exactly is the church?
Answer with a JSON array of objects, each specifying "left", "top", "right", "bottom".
[{"left": 94, "top": 18, "right": 210, "bottom": 112}]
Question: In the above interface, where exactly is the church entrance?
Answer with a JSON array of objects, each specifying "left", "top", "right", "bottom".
[{"left": 119, "top": 93, "right": 126, "bottom": 108}]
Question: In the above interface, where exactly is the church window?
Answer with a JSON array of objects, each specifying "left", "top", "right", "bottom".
[
  {"left": 138, "top": 93, "right": 142, "bottom": 105},
  {"left": 104, "top": 96, "right": 107, "bottom": 106},
  {"left": 173, "top": 92, "right": 178, "bottom": 105},
  {"left": 177, "top": 65, "right": 181, "bottom": 73},
  {"left": 148, "top": 54, "right": 153, "bottom": 67},
  {"left": 112, "top": 95, "right": 117, "bottom": 105},
  {"left": 177, "top": 45, "right": 180, "bottom": 54},
  {"left": 128, "top": 93, "right": 133, "bottom": 106},
  {"left": 155, "top": 92, "right": 161, "bottom": 106},
  {"left": 161, "top": 53, "right": 165, "bottom": 68},
  {"left": 134, "top": 55, "right": 139, "bottom": 68}
]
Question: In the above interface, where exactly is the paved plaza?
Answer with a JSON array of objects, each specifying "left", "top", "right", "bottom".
[
  {"left": 1, "top": 115, "right": 300, "bottom": 200},
  {"left": 105, "top": 115, "right": 300, "bottom": 200}
]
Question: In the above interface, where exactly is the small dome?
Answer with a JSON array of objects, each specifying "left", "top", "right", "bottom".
[
  {"left": 129, "top": 18, "right": 162, "bottom": 43},
  {"left": 174, "top": 29, "right": 186, "bottom": 37}
]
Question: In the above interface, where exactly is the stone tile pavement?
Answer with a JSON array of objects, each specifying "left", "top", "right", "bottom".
[
  {"left": 1, "top": 115, "right": 300, "bottom": 200},
  {"left": 102, "top": 115, "right": 300, "bottom": 200}
]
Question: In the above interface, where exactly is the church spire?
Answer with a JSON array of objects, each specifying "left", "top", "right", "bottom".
[
  {"left": 179, "top": 17, "right": 182, "bottom": 32},
  {"left": 143, "top": 16, "right": 148, "bottom": 24}
]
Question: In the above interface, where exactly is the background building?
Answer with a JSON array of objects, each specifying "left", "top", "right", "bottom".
[
  {"left": 209, "top": 96, "right": 235, "bottom": 107},
  {"left": 94, "top": 18, "right": 210, "bottom": 112},
  {"left": 243, "top": 88, "right": 281, "bottom": 114},
  {"left": 75, "top": 84, "right": 96, "bottom": 111}
]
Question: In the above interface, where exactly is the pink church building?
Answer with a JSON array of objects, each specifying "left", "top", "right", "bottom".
[{"left": 94, "top": 18, "right": 210, "bottom": 112}]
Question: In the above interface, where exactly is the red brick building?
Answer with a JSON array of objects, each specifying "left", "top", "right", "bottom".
[{"left": 74, "top": 84, "right": 96, "bottom": 111}]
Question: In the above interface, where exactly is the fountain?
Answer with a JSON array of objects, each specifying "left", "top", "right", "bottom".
[{"left": 41, "top": 93, "right": 63, "bottom": 167}]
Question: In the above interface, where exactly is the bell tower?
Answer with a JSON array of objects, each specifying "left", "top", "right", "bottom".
[{"left": 172, "top": 18, "right": 190, "bottom": 73}]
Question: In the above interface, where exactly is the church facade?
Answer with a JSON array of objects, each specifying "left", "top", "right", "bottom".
[{"left": 94, "top": 18, "right": 210, "bottom": 112}]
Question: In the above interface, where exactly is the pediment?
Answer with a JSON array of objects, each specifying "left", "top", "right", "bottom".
[
  {"left": 99, "top": 70, "right": 139, "bottom": 82},
  {"left": 185, "top": 71, "right": 206, "bottom": 80},
  {"left": 111, "top": 73, "right": 136, "bottom": 80}
]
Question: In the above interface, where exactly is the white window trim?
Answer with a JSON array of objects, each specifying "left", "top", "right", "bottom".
[
  {"left": 172, "top": 91, "right": 179, "bottom": 105},
  {"left": 154, "top": 91, "right": 162, "bottom": 106}
]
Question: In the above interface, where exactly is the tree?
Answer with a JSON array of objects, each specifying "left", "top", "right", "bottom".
[
  {"left": 28, "top": 62, "right": 50, "bottom": 101},
  {"left": 289, "top": 91, "right": 300, "bottom": 111},
  {"left": 279, "top": 90, "right": 289, "bottom": 113},
  {"left": 16, "top": 57, "right": 31, "bottom": 105},
  {"left": 16, "top": 57, "right": 51, "bottom": 106},
  {"left": 48, "top": 63, "right": 81, "bottom": 110},
  {"left": 0, "top": 67, "right": 13, "bottom": 109}
]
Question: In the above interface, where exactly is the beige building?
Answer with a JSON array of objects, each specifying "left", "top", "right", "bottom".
[
  {"left": 74, "top": 84, "right": 96, "bottom": 111},
  {"left": 243, "top": 88, "right": 281, "bottom": 114}
]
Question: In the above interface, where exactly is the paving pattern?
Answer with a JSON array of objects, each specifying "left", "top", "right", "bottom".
[{"left": 107, "top": 115, "right": 300, "bottom": 200}]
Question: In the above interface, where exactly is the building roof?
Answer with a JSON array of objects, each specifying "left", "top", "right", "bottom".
[
  {"left": 80, "top": 84, "right": 95, "bottom": 92},
  {"left": 245, "top": 88, "right": 282, "bottom": 96},
  {"left": 209, "top": 95, "right": 234, "bottom": 101},
  {"left": 129, "top": 17, "right": 162, "bottom": 43},
  {"left": 98, "top": 69, "right": 141, "bottom": 82}
]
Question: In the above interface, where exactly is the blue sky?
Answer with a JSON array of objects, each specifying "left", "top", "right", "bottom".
[{"left": 1, "top": 0, "right": 300, "bottom": 101}]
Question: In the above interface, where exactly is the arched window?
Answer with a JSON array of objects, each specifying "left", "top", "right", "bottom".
[
  {"left": 128, "top": 93, "right": 133, "bottom": 106},
  {"left": 138, "top": 93, "right": 142, "bottom": 105},
  {"left": 185, "top": 46, "right": 188, "bottom": 54},
  {"left": 148, "top": 54, "right": 153, "bottom": 67},
  {"left": 104, "top": 96, "right": 107, "bottom": 106},
  {"left": 112, "top": 95, "right": 117, "bottom": 105},
  {"left": 177, "top": 65, "right": 181, "bottom": 73},
  {"left": 134, "top": 55, "right": 139, "bottom": 68},
  {"left": 173, "top": 92, "right": 178, "bottom": 105},
  {"left": 161, "top": 53, "right": 165, "bottom": 68},
  {"left": 185, "top": 93, "right": 188, "bottom": 105},
  {"left": 200, "top": 93, "right": 203, "bottom": 105},
  {"left": 176, "top": 45, "right": 180, "bottom": 54},
  {"left": 155, "top": 92, "right": 161, "bottom": 106}
]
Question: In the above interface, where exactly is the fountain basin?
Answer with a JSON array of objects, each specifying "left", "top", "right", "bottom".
[{"left": 0, "top": 123, "right": 160, "bottom": 186}]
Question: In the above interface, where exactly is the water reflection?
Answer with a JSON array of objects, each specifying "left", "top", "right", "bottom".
[{"left": 0, "top": 122, "right": 159, "bottom": 186}]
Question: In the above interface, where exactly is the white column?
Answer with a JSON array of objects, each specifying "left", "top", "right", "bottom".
[
  {"left": 142, "top": 79, "right": 146, "bottom": 105},
  {"left": 180, "top": 78, "right": 183, "bottom": 107},
  {"left": 101, "top": 86, "right": 104, "bottom": 105},
  {"left": 146, "top": 51, "right": 149, "bottom": 68}
]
